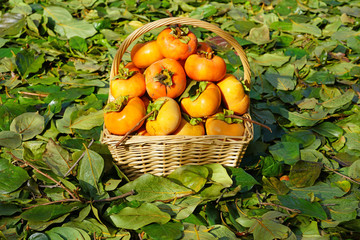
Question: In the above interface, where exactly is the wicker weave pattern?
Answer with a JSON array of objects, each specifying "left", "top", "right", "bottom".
[{"left": 102, "top": 17, "right": 254, "bottom": 179}]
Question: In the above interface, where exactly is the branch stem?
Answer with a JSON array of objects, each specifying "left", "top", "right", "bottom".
[
  {"left": 116, "top": 110, "right": 155, "bottom": 147},
  {"left": 323, "top": 164, "right": 360, "bottom": 185},
  {"left": 21, "top": 190, "right": 135, "bottom": 210},
  {"left": 225, "top": 114, "right": 272, "bottom": 132},
  {"left": 9, "top": 152, "right": 78, "bottom": 200},
  {"left": 259, "top": 202, "right": 301, "bottom": 213}
]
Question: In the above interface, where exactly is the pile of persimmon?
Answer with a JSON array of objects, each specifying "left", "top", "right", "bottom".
[{"left": 104, "top": 25, "right": 250, "bottom": 137}]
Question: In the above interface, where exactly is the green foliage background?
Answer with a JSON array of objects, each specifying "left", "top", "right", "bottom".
[{"left": 1, "top": 0, "right": 360, "bottom": 239}]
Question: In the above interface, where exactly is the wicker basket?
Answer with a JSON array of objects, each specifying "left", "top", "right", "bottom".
[{"left": 101, "top": 17, "right": 254, "bottom": 180}]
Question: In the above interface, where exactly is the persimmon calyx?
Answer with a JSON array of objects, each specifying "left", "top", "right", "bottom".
[
  {"left": 113, "top": 63, "right": 137, "bottom": 80},
  {"left": 146, "top": 99, "right": 168, "bottom": 121},
  {"left": 197, "top": 50, "right": 214, "bottom": 59},
  {"left": 153, "top": 69, "right": 174, "bottom": 87},
  {"left": 214, "top": 109, "right": 243, "bottom": 124},
  {"left": 182, "top": 113, "right": 203, "bottom": 126},
  {"left": 179, "top": 80, "right": 208, "bottom": 102},
  {"left": 104, "top": 95, "right": 129, "bottom": 113},
  {"left": 170, "top": 26, "right": 191, "bottom": 44}
]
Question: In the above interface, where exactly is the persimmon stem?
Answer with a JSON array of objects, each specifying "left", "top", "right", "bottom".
[
  {"left": 9, "top": 152, "right": 78, "bottom": 200},
  {"left": 115, "top": 110, "right": 155, "bottom": 147},
  {"left": 225, "top": 114, "right": 272, "bottom": 133}
]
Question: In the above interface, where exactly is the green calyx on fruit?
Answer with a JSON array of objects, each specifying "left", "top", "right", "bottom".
[
  {"left": 146, "top": 98, "right": 168, "bottom": 121},
  {"left": 104, "top": 95, "right": 129, "bottom": 113},
  {"left": 214, "top": 109, "right": 243, "bottom": 124},
  {"left": 113, "top": 62, "right": 137, "bottom": 80},
  {"left": 170, "top": 26, "right": 191, "bottom": 44},
  {"left": 182, "top": 113, "right": 203, "bottom": 126},
  {"left": 179, "top": 80, "right": 208, "bottom": 102},
  {"left": 153, "top": 68, "right": 174, "bottom": 87}
]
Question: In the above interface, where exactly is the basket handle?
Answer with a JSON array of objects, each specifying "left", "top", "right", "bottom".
[{"left": 110, "top": 17, "right": 251, "bottom": 87}]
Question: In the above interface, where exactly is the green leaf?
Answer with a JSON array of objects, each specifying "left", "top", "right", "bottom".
[
  {"left": 345, "top": 133, "right": 360, "bottom": 153},
  {"left": 28, "top": 233, "right": 49, "bottom": 240},
  {"left": 348, "top": 160, "right": 360, "bottom": 180},
  {"left": 69, "top": 109, "right": 104, "bottom": 130},
  {"left": 76, "top": 148, "right": 104, "bottom": 197},
  {"left": 21, "top": 202, "right": 84, "bottom": 221},
  {"left": 109, "top": 202, "right": 171, "bottom": 230},
  {"left": 43, "top": 138, "right": 71, "bottom": 177},
  {"left": 229, "top": 167, "right": 259, "bottom": 192},
  {"left": 208, "top": 225, "right": 238, "bottom": 239},
  {"left": 182, "top": 223, "right": 216, "bottom": 239},
  {"left": 189, "top": 4, "right": 217, "bottom": 19},
  {"left": 43, "top": 6, "right": 96, "bottom": 39},
  {"left": 312, "top": 122, "right": 343, "bottom": 138},
  {"left": 69, "top": 36, "right": 88, "bottom": 52},
  {"left": 0, "top": 203, "right": 21, "bottom": 216},
  {"left": 274, "top": 0, "right": 297, "bottom": 15},
  {"left": 322, "top": 198, "right": 358, "bottom": 222},
  {"left": 262, "top": 176, "right": 290, "bottom": 195},
  {"left": 305, "top": 71, "right": 335, "bottom": 85},
  {"left": 264, "top": 67, "right": 296, "bottom": 91},
  {"left": 249, "top": 211, "right": 295, "bottom": 240},
  {"left": 118, "top": 174, "right": 194, "bottom": 202},
  {"left": 288, "top": 182, "right": 345, "bottom": 200},
  {"left": 281, "top": 130, "right": 316, "bottom": 148},
  {"left": 0, "top": 13, "right": 25, "bottom": 37},
  {"left": 278, "top": 195, "right": 327, "bottom": 220},
  {"left": 291, "top": 22, "right": 322, "bottom": 37},
  {"left": 56, "top": 105, "right": 79, "bottom": 134},
  {"left": 261, "top": 156, "right": 284, "bottom": 177},
  {"left": 250, "top": 53, "right": 290, "bottom": 67},
  {"left": 142, "top": 222, "right": 183, "bottom": 240},
  {"left": 45, "top": 227, "right": 91, "bottom": 240},
  {"left": 0, "top": 131, "right": 21, "bottom": 149},
  {"left": 0, "top": 158, "right": 29, "bottom": 194},
  {"left": 270, "top": 106, "right": 328, "bottom": 127},
  {"left": 246, "top": 25, "right": 271, "bottom": 45},
  {"left": 28, "top": 213, "right": 71, "bottom": 232},
  {"left": 15, "top": 50, "right": 45, "bottom": 78},
  {"left": 269, "top": 142, "right": 300, "bottom": 165},
  {"left": 63, "top": 218, "right": 109, "bottom": 238},
  {"left": 155, "top": 195, "right": 203, "bottom": 220},
  {"left": 284, "top": 47, "right": 308, "bottom": 60},
  {"left": 167, "top": 165, "right": 209, "bottom": 192},
  {"left": 10, "top": 112, "right": 45, "bottom": 140},
  {"left": 289, "top": 160, "right": 322, "bottom": 188},
  {"left": 205, "top": 163, "right": 233, "bottom": 188},
  {"left": 322, "top": 89, "right": 355, "bottom": 109}
]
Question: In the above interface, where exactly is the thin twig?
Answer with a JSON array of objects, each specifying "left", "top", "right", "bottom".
[
  {"left": 323, "top": 164, "right": 360, "bottom": 185},
  {"left": 225, "top": 114, "right": 272, "bottom": 132},
  {"left": 260, "top": 202, "right": 301, "bottom": 213},
  {"left": 9, "top": 152, "right": 78, "bottom": 200},
  {"left": 91, "top": 190, "right": 136, "bottom": 203},
  {"left": 329, "top": 156, "right": 350, "bottom": 167},
  {"left": 44, "top": 139, "right": 95, "bottom": 189},
  {"left": 22, "top": 199, "right": 81, "bottom": 210},
  {"left": 18, "top": 91, "right": 49, "bottom": 98},
  {"left": 21, "top": 190, "right": 135, "bottom": 210},
  {"left": 63, "top": 139, "right": 95, "bottom": 178},
  {"left": 216, "top": 188, "right": 228, "bottom": 204},
  {"left": 115, "top": 110, "right": 155, "bottom": 147},
  {"left": 256, "top": 191, "right": 300, "bottom": 213}
]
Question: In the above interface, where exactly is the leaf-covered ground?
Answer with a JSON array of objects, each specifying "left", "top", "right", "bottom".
[{"left": 1, "top": 0, "right": 360, "bottom": 239}]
